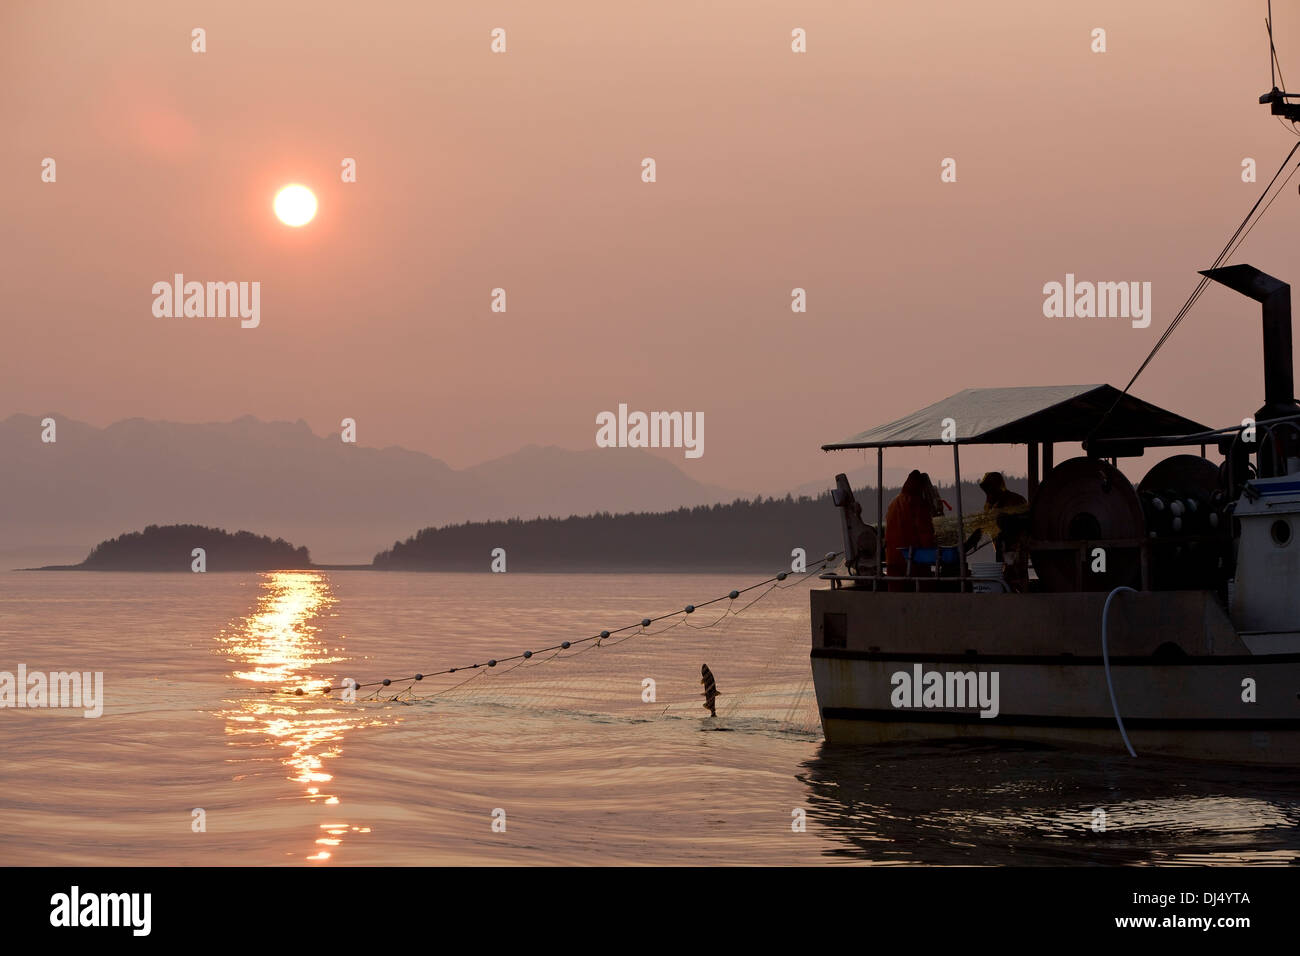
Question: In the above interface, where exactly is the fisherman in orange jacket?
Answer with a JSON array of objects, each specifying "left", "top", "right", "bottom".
[{"left": 885, "top": 470, "right": 937, "bottom": 589}]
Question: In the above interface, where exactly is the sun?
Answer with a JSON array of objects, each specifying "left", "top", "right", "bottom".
[{"left": 274, "top": 185, "right": 317, "bottom": 227}]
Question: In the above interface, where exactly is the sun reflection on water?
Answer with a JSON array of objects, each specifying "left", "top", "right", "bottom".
[{"left": 217, "top": 570, "right": 381, "bottom": 862}]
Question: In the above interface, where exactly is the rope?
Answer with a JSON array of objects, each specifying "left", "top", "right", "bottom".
[{"left": 289, "top": 553, "right": 843, "bottom": 700}]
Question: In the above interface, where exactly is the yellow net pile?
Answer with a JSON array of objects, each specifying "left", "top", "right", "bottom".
[{"left": 931, "top": 504, "right": 1030, "bottom": 547}]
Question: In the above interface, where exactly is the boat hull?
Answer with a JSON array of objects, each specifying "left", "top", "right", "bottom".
[{"left": 810, "top": 588, "right": 1300, "bottom": 763}]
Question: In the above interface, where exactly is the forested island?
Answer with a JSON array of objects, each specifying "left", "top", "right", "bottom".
[{"left": 38, "top": 524, "right": 311, "bottom": 571}]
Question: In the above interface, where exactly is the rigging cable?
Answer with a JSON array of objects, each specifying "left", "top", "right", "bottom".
[{"left": 1086, "top": 140, "right": 1300, "bottom": 443}]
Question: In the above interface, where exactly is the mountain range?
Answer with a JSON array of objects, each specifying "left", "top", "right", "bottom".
[{"left": 0, "top": 414, "right": 745, "bottom": 565}]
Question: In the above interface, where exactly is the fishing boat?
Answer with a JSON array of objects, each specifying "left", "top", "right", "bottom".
[
  {"left": 810, "top": 262, "right": 1300, "bottom": 763},
  {"left": 808, "top": 5, "right": 1300, "bottom": 762}
]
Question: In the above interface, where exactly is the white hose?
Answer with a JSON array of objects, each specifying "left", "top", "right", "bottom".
[{"left": 1102, "top": 586, "right": 1138, "bottom": 757}]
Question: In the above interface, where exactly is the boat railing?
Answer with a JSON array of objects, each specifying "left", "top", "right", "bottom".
[{"left": 820, "top": 534, "right": 1230, "bottom": 592}]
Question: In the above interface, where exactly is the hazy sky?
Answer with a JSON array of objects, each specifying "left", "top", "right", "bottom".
[{"left": 4, "top": 1, "right": 1299, "bottom": 494}]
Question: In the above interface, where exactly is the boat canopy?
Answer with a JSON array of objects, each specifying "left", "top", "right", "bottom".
[{"left": 821, "top": 384, "right": 1211, "bottom": 450}]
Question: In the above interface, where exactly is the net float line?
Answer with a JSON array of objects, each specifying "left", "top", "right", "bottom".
[{"left": 284, "top": 552, "right": 843, "bottom": 698}]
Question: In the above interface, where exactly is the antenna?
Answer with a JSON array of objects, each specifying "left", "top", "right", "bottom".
[
  {"left": 1261, "top": 0, "right": 1300, "bottom": 120},
  {"left": 1269, "top": 0, "right": 1278, "bottom": 88}
]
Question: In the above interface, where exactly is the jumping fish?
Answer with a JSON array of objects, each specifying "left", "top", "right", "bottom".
[{"left": 700, "top": 664, "right": 720, "bottom": 717}]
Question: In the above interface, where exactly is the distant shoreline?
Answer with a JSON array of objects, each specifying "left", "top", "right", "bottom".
[
  {"left": 17, "top": 563, "right": 800, "bottom": 574},
  {"left": 10, "top": 477, "right": 1028, "bottom": 576}
]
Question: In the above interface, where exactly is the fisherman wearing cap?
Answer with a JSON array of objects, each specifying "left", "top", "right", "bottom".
[{"left": 979, "top": 472, "right": 1029, "bottom": 591}]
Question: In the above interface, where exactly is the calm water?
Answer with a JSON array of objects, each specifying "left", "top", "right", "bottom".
[{"left": 1, "top": 570, "right": 1298, "bottom": 866}]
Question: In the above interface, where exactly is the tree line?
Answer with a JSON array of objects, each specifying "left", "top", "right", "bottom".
[{"left": 371, "top": 479, "right": 1000, "bottom": 572}]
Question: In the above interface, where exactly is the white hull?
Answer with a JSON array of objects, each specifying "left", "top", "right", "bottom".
[
  {"left": 812, "top": 655, "right": 1300, "bottom": 762},
  {"left": 810, "top": 589, "right": 1300, "bottom": 763}
]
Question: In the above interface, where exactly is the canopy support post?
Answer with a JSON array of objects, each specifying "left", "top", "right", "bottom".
[
  {"left": 1028, "top": 442, "right": 1040, "bottom": 497},
  {"left": 876, "top": 448, "right": 884, "bottom": 591},
  {"left": 953, "top": 442, "right": 966, "bottom": 592}
]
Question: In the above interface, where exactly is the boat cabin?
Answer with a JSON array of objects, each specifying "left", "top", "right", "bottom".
[
  {"left": 820, "top": 383, "right": 1222, "bottom": 594},
  {"left": 819, "top": 264, "right": 1300, "bottom": 606}
]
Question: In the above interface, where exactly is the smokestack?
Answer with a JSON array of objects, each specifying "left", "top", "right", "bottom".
[
  {"left": 1201, "top": 264, "right": 1298, "bottom": 418},
  {"left": 1201, "top": 264, "right": 1300, "bottom": 474}
]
